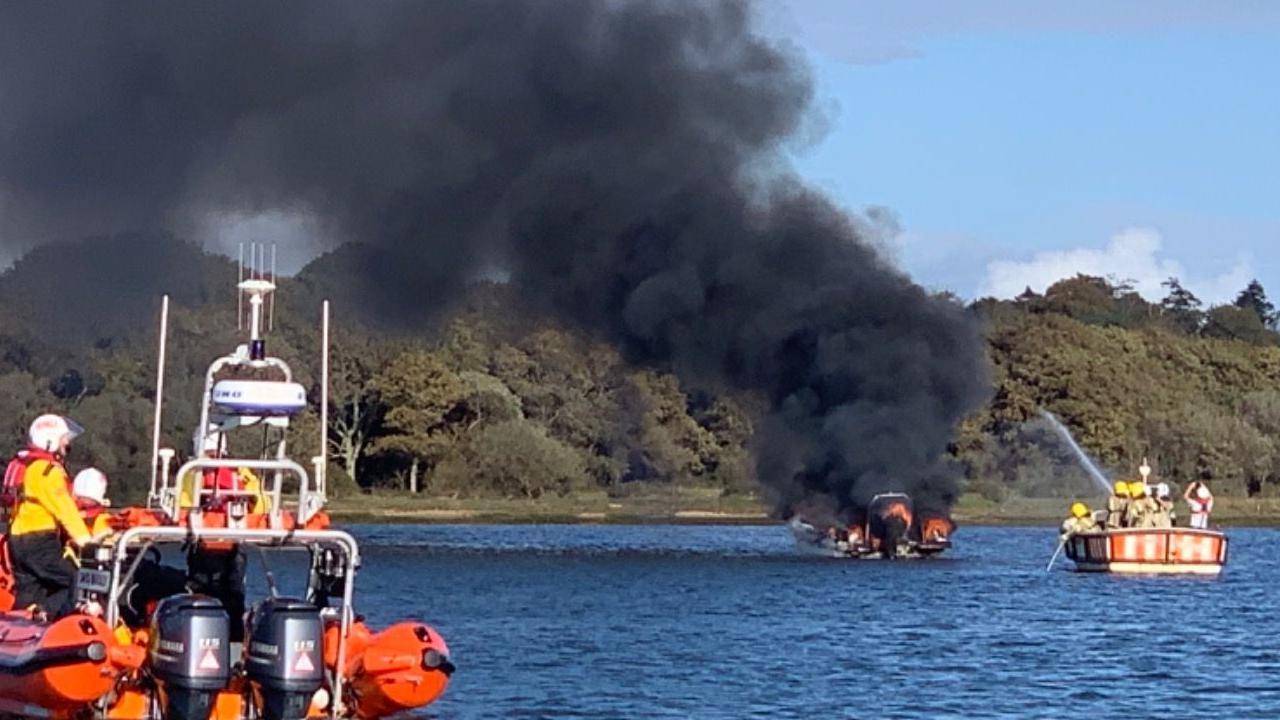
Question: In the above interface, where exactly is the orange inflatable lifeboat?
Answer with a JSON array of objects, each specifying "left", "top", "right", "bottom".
[
  {"left": 0, "top": 275, "right": 455, "bottom": 719},
  {"left": 323, "top": 620, "right": 453, "bottom": 718},
  {"left": 0, "top": 611, "right": 143, "bottom": 717}
]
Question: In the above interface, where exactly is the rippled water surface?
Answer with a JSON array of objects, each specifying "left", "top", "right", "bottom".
[{"left": 329, "top": 524, "right": 1280, "bottom": 718}]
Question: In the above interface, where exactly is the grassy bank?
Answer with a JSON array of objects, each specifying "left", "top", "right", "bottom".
[
  {"left": 953, "top": 493, "right": 1280, "bottom": 526},
  {"left": 325, "top": 489, "right": 1280, "bottom": 526},
  {"left": 325, "top": 486, "right": 771, "bottom": 525}
]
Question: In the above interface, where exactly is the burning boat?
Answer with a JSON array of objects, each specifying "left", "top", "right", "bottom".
[
  {"left": 789, "top": 493, "right": 954, "bottom": 559},
  {"left": 0, "top": 269, "right": 454, "bottom": 718}
]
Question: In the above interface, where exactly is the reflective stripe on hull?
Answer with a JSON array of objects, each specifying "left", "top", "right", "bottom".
[
  {"left": 1073, "top": 561, "right": 1223, "bottom": 575},
  {"left": 1064, "top": 528, "right": 1228, "bottom": 573}
]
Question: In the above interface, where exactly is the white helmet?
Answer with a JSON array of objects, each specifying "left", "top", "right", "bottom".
[
  {"left": 28, "top": 414, "right": 83, "bottom": 453},
  {"left": 73, "top": 467, "right": 109, "bottom": 506},
  {"left": 192, "top": 429, "right": 224, "bottom": 456},
  {"left": 1156, "top": 483, "right": 1170, "bottom": 499}
]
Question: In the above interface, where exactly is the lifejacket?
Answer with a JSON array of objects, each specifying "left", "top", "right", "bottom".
[
  {"left": 75, "top": 497, "right": 113, "bottom": 535},
  {"left": 2, "top": 447, "right": 62, "bottom": 509},
  {"left": 202, "top": 467, "right": 246, "bottom": 492},
  {"left": 75, "top": 496, "right": 106, "bottom": 521},
  {"left": 183, "top": 466, "right": 268, "bottom": 515}
]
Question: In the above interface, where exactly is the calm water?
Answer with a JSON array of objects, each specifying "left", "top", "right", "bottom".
[{"left": 292, "top": 525, "right": 1280, "bottom": 718}]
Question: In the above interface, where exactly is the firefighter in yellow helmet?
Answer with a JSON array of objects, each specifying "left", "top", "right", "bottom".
[
  {"left": 1106, "top": 480, "right": 1130, "bottom": 529},
  {"left": 1124, "top": 480, "right": 1157, "bottom": 528},
  {"left": 1060, "top": 502, "right": 1099, "bottom": 542},
  {"left": 6, "top": 415, "right": 106, "bottom": 616}
]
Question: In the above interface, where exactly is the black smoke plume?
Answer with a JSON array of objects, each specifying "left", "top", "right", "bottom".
[{"left": 0, "top": 1, "right": 990, "bottom": 519}]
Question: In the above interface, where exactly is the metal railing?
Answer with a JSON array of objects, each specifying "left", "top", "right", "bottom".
[
  {"left": 155, "top": 457, "right": 325, "bottom": 526},
  {"left": 103, "top": 525, "right": 360, "bottom": 719}
]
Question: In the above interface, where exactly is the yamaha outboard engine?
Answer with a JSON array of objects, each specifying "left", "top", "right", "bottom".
[
  {"left": 246, "top": 598, "right": 325, "bottom": 720},
  {"left": 149, "top": 595, "right": 231, "bottom": 720}
]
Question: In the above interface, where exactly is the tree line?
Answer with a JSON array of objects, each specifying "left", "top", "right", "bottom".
[
  {"left": 0, "top": 236, "right": 754, "bottom": 502},
  {"left": 1, "top": 235, "right": 1277, "bottom": 504},
  {"left": 963, "top": 273, "right": 1280, "bottom": 499}
]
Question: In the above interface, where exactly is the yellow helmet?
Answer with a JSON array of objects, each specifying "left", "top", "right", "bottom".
[
  {"left": 1128, "top": 481, "right": 1146, "bottom": 498},
  {"left": 1071, "top": 502, "right": 1089, "bottom": 518},
  {"left": 1113, "top": 480, "right": 1128, "bottom": 497}
]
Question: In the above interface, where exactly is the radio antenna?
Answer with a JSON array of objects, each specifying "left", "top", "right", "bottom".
[
  {"left": 269, "top": 244, "right": 277, "bottom": 332},
  {"left": 237, "top": 243, "right": 244, "bottom": 331},
  {"left": 148, "top": 295, "right": 170, "bottom": 506}
]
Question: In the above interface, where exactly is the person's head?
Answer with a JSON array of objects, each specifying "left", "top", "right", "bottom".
[
  {"left": 192, "top": 429, "right": 224, "bottom": 458},
  {"left": 1156, "top": 483, "right": 1170, "bottom": 500},
  {"left": 1071, "top": 502, "right": 1089, "bottom": 519},
  {"left": 1113, "top": 480, "right": 1129, "bottom": 498},
  {"left": 1128, "top": 481, "right": 1146, "bottom": 498},
  {"left": 28, "top": 414, "right": 83, "bottom": 455},
  {"left": 72, "top": 467, "right": 109, "bottom": 507}
]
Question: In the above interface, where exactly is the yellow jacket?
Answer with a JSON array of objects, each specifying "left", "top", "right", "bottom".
[
  {"left": 179, "top": 467, "right": 270, "bottom": 513},
  {"left": 78, "top": 502, "right": 113, "bottom": 535},
  {"left": 10, "top": 459, "right": 92, "bottom": 545}
]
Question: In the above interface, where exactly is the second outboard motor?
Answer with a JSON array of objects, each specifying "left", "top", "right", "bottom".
[
  {"left": 149, "top": 595, "right": 231, "bottom": 720},
  {"left": 246, "top": 598, "right": 325, "bottom": 720}
]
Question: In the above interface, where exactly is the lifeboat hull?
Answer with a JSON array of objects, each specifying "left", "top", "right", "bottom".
[
  {"left": 0, "top": 612, "right": 142, "bottom": 717},
  {"left": 323, "top": 620, "right": 453, "bottom": 718},
  {"left": 1065, "top": 528, "right": 1228, "bottom": 575}
]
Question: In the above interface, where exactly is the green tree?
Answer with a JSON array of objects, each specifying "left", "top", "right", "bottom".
[
  {"left": 371, "top": 350, "right": 467, "bottom": 492},
  {"left": 432, "top": 419, "right": 586, "bottom": 498},
  {"left": 327, "top": 342, "right": 391, "bottom": 487},
  {"left": 1202, "top": 305, "right": 1276, "bottom": 345},
  {"left": 1234, "top": 279, "right": 1277, "bottom": 328},
  {"left": 1160, "top": 277, "right": 1203, "bottom": 334}
]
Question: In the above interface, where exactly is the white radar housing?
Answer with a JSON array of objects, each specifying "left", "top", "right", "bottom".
[{"left": 212, "top": 380, "right": 307, "bottom": 416}]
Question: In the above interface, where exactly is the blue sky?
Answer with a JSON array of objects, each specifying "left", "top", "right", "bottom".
[{"left": 773, "top": 1, "right": 1280, "bottom": 303}]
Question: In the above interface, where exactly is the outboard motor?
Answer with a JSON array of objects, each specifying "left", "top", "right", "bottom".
[
  {"left": 149, "top": 595, "right": 231, "bottom": 720},
  {"left": 245, "top": 598, "right": 325, "bottom": 720}
]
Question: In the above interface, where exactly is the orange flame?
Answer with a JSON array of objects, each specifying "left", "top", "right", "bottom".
[
  {"left": 878, "top": 500, "right": 913, "bottom": 529},
  {"left": 920, "top": 516, "right": 954, "bottom": 542}
]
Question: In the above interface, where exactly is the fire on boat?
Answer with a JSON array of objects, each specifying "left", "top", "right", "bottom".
[{"left": 788, "top": 493, "right": 954, "bottom": 559}]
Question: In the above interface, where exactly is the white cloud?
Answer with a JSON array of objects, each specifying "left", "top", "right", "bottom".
[{"left": 978, "top": 227, "right": 1251, "bottom": 304}]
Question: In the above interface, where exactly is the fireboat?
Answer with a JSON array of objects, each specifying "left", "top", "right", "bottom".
[
  {"left": 0, "top": 266, "right": 453, "bottom": 718},
  {"left": 1063, "top": 462, "right": 1228, "bottom": 575}
]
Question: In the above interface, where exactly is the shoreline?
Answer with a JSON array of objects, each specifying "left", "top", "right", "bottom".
[{"left": 325, "top": 491, "right": 1280, "bottom": 527}]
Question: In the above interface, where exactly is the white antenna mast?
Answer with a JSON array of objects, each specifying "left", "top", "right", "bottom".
[
  {"left": 269, "top": 244, "right": 277, "bottom": 332},
  {"left": 148, "top": 295, "right": 170, "bottom": 505},
  {"left": 320, "top": 300, "right": 330, "bottom": 498},
  {"left": 237, "top": 243, "right": 244, "bottom": 331}
]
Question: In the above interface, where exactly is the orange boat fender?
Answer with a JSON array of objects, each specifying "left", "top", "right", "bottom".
[
  {"left": 341, "top": 622, "right": 453, "bottom": 718},
  {"left": 0, "top": 614, "right": 135, "bottom": 710},
  {"left": 323, "top": 619, "right": 374, "bottom": 671}
]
